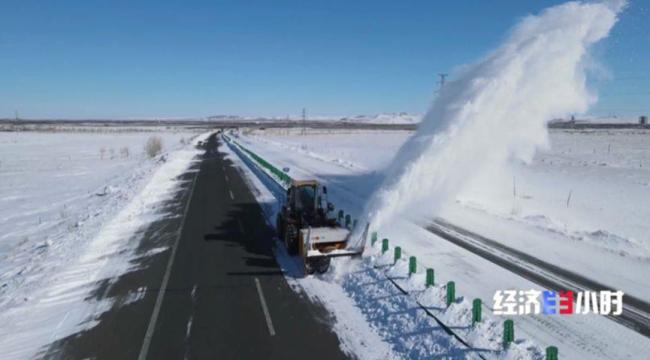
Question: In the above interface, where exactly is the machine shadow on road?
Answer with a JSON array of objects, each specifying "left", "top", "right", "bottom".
[{"left": 203, "top": 201, "right": 286, "bottom": 278}]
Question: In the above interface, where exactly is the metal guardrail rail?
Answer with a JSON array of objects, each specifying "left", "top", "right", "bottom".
[
  {"left": 223, "top": 134, "right": 293, "bottom": 188},
  {"left": 427, "top": 218, "right": 650, "bottom": 338}
]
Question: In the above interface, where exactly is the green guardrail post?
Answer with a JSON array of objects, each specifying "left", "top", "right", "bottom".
[
  {"left": 545, "top": 346, "right": 558, "bottom": 360},
  {"left": 408, "top": 256, "right": 417, "bottom": 276},
  {"left": 426, "top": 268, "right": 434, "bottom": 287},
  {"left": 503, "top": 319, "right": 514, "bottom": 348},
  {"left": 446, "top": 281, "right": 455, "bottom": 307},
  {"left": 472, "top": 299, "right": 482, "bottom": 325},
  {"left": 345, "top": 214, "right": 351, "bottom": 228},
  {"left": 393, "top": 246, "right": 401, "bottom": 264},
  {"left": 371, "top": 232, "right": 378, "bottom": 246},
  {"left": 382, "top": 238, "right": 389, "bottom": 254}
]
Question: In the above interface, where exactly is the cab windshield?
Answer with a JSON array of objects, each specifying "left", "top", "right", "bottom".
[{"left": 295, "top": 185, "right": 316, "bottom": 213}]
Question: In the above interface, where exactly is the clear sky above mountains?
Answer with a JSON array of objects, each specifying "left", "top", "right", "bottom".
[{"left": 1, "top": 0, "right": 648, "bottom": 119}]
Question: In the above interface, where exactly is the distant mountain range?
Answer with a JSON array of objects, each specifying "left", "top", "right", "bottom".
[
  {"left": 339, "top": 113, "right": 421, "bottom": 124},
  {"left": 550, "top": 115, "right": 648, "bottom": 124},
  {"left": 206, "top": 112, "right": 422, "bottom": 124}
]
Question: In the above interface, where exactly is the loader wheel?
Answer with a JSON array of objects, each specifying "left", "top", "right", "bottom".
[
  {"left": 316, "top": 258, "right": 331, "bottom": 274},
  {"left": 284, "top": 224, "right": 298, "bottom": 255},
  {"left": 275, "top": 215, "right": 283, "bottom": 238}
]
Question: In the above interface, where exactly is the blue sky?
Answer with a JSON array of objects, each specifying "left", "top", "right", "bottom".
[{"left": 0, "top": 0, "right": 648, "bottom": 119}]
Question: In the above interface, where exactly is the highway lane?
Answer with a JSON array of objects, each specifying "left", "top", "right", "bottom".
[
  {"left": 428, "top": 218, "right": 650, "bottom": 338},
  {"left": 47, "top": 134, "right": 347, "bottom": 359}
]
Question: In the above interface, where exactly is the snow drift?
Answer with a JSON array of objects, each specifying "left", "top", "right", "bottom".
[{"left": 364, "top": 0, "right": 625, "bottom": 230}]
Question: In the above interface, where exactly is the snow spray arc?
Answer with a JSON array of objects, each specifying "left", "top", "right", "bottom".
[{"left": 363, "top": 0, "right": 626, "bottom": 231}]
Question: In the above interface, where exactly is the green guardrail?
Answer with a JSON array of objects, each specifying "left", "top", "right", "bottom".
[
  {"left": 366, "top": 226, "right": 559, "bottom": 357},
  {"left": 224, "top": 134, "right": 293, "bottom": 188}
]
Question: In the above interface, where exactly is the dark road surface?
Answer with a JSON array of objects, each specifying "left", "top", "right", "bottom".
[{"left": 47, "top": 134, "right": 348, "bottom": 359}]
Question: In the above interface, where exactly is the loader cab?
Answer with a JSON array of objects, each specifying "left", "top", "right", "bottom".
[
  {"left": 287, "top": 181, "right": 317, "bottom": 224},
  {"left": 285, "top": 180, "right": 331, "bottom": 227},
  {"left": 277, "top": 179, "right": 366, "bottom": 266}
]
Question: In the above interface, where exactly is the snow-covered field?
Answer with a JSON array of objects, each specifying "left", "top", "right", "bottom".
[
  {"left": 451, "top": 129, "right": 650, "bottom": 300},
  {"left": 340, "top": 113, "right": 421, "bottom": 124},
  {"left": 225, "top": 127, "right": 650, "bottom": 359},
  {"left": 0, "top": 129, "right": 207, "bottom": 358}
]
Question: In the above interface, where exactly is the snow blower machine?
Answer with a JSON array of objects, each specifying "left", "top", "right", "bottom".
[{"left": 276, "top": 180, "right": 369, "bottom": 274}]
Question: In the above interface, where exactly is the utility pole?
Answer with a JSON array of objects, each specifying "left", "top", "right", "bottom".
[
  {"left": 301, "top": 108, "right": 306, "bottom": 135},
  {"left": 437, "top": 73, "right": 448, "bottom": 91}
]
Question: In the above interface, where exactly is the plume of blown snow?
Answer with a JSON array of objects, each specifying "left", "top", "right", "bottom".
[{"left": 363, "top": 0, "right": 625, "bottom": 231}]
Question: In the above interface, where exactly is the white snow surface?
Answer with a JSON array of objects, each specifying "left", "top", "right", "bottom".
[
  {"left": 0, "top": 130, "right": 209, "bottom": 359},
  {"left": 227, "top": 126, "right": 650, "bottom": 359},
  {"left": 341, "top": 113, "right": 421, "bottom": 124}
]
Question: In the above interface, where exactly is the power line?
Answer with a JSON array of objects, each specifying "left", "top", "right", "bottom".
[{"left": 437, "top": 73, "right": 448, "bottom": 91}]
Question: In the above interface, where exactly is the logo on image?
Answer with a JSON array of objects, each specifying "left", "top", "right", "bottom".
[{"left": 492, "top": 289, "right": 624, "bottom": 316}]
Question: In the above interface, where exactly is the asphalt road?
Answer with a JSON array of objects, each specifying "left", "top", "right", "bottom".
[{"left": 47, "top": 134, "right": 348, "bottom": 359}]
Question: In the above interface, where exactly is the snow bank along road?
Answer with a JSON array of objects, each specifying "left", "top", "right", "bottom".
[{"left": 45, "top": 134, "right": 347, "bottom": 359}]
